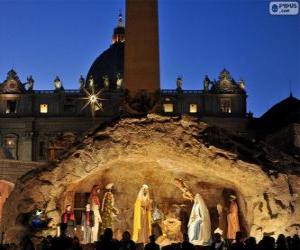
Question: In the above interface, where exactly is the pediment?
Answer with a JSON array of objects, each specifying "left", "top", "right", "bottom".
[{"left": 0, "top": 70, "right": 25, "bottom": 94}]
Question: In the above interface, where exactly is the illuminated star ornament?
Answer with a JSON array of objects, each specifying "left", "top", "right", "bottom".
[{"left": 80, "top": 76, "right": 105, "bottom": 118}]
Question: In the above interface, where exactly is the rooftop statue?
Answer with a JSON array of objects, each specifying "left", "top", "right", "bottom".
[
  {"left": 239, "top": 79, "right": 246, "bottom": 90},
  {"left": 116, "top": 73, "right": 123, "bottom": 89},
  {"left": 54, "top": 76, "right": 64, "bottom": 91},
  {"left": 103, "top": 75, "right": 110, "bottom": 89},
  {"left": 176, "top": 76, "right": 183, "bottom": 90},
  {"left": 79, "top": 75, "right": 85, "bottom": 89},
  {"left": 88, "top": 75, "right": 94, "bottom": 90},
  {"left": 26, "top": 76, "right": 34, "bottom": 91},
  {"left": 203, "top": 75, "right": 211, "bottom": 91}
]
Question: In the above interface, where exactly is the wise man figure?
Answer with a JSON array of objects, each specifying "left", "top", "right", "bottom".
[
  {"left": 132, "top": 184, "right": 152, "bottom": 244},
  {"left": 81, "top": 203, "right": 95, "bottom": 244},
  {"left": 101, "top": 183, "right": 119, "bottom": 233},
  {"left": 61, "top": 205, "right": 75, "bottom": 238},
  {"left": 90, "top": 185, "right": 102, "bottom": 242},
  {"left": 227, "top": 195, "right": 240, "bottom": 240}
]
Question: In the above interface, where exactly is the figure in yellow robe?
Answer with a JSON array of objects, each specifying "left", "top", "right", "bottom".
[
  {"left": 227, "top": 195, "right": 240, "bottom": 239},
  {"left": 132, "top": 184, "right": 152, "bottom": 244}
]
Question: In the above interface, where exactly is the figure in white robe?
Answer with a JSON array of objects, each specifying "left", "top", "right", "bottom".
[{"left": 188, "top": 193, "right": 211, "bottom": 246}]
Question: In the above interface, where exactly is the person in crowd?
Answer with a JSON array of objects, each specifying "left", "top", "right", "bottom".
[
  {"left": 291, "top": 234, "right": 300, "bottom": 250},
  {"left": 144, "top": 235, "right": 160, "bottom": 250},
  {"left": 95, "top": 228, "right": 119, "bottom": 250},
  {"left": 19, "top": 235, "right": 35, "bottom": 250},
  {"left": 210, "top": 233, "right": 225, "bottom": 250},
  {"left": 286, "top": 236, "right": 293, "bottom": 250},
  {"left": 40, "top": 236, "right": 53, "bottom": 250},
  {"left": 119, "top": 231, "right": 136, "bottom": 250},
  {"left": 72, "top": 237, "right": 82, "bottom": 250},
  {"left": 244, "top": 237, "right": 257, "bottom": 250},
  {"left": 231, "top": 231, "right": 246, "bottom": 250},
  {"left": 276, "top": 234, "right": 288, "bottom": 250},
  {"left": 180, "top": 233, "right": 195, "bottom": 250},
  {"left": 257, "top": 236, "right": 275, "bottom": 250}
]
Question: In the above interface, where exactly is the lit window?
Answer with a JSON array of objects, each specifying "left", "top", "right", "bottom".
[
  {"left": 189, "top": 104, "right": 198, "bottom": 113},
  {"left": 163, "top": 103, "right": 174, "bottom": 113},
  {"left": 220, "top": 99, "right": 231, "bottom": 113},
  {"left": 40, "top": 104, "right": 48, "bottom": 113},
  {"left": 4, "top": 134, "right": 18, "bottom": 159},
  {"left": 6, "top": 100, "right": 17, "bottom": 114}
]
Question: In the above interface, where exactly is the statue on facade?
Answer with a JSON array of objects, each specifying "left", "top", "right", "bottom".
[
  {"left": 176, "top": 76, "right": 183, "bottom": 90},
  {"left": 88, "top": 75, "right": 94, "bottom": 90},
  {"left": 238, "top": 79, "right": 245, "bottom": 90},
  {"left": 81, "top": 203, "right": 95, "bottom": 244},
  {"left": 188, "top": 193, "right": 211, "bottom": 246},
  {"left": 227, "top": 195, "right": 240, "bottom": 240},
  {"left": 26, "top": 76, "right": 34, "bottom": 91},
  {"left": 79, "top": 75, "right": 85, "bottom": 89},
  {"left": 203, "top": 75, "right": 210, "bottom": 91},
  {"left": 61, "top": 205, "right": 76, "bottom": 238},
  {"left": 103, "top": 75, "right": 110, "bottom": 89},
  {"left": 101, "top": 183, "right": 119, "bottom": 233},
  {"left": 54, "top": 76, "right": 64, "bottom": 91},
  {"left": 132, "top": 184, "right": 152, "bottom": 243},
  {"left": 89, "top": 185, "right": 102, "bottom": 242},
  {"left": 116, "top": 73, "right": 123, "bottom": 89}
]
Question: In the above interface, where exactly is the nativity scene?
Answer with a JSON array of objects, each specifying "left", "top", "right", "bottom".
[{"left": 55, "top": 177, "right": 241, "bottom": 247}]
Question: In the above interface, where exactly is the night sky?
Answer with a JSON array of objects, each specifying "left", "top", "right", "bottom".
[{"left": 0, "top": 0, "right": 299, "bottom": 117}]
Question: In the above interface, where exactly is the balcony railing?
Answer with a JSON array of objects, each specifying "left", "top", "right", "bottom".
[
  {"left": 34, "top": 89, "right": 81, "bottom": 94},
  {"left": 161, "top": 89, "right": 204, "bottom": 94},
  {"left": 32, "top": 89, "right": 205, "bottom": 95}
]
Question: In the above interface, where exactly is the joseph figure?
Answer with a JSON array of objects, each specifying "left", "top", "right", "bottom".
[{"left": 132, "top": 184, "right": 152, "bottom": 244}]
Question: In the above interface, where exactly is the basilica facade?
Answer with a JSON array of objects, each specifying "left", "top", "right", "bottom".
[{"left": 0, "top": 14, "right": 247, "bottom": 162}]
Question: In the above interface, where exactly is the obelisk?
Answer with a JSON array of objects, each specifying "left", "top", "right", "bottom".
[{"left": 124, "top": 0, "right": 160, "bottom": 93}]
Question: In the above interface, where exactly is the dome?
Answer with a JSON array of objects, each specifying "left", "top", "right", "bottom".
[
  {"left": 86, "top": 12, "right": 125, "bottom": 90},
  {"left": 86, "top": 42, "right": 124, "bottom": 90},
  {"left": 260, "top": 94, "right": 300, "bottom": 128}
]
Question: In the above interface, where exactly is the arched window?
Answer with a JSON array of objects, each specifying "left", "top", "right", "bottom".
[
  {"left": 4, "top": 134, "right": 18, "bottom": 159},
  {"left": 220, "top": 98, "right": 232, "bottom": 113}
]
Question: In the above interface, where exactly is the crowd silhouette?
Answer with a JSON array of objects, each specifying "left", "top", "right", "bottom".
[{"left": 1, "top": 229, "right": 299, "bottom": 250}]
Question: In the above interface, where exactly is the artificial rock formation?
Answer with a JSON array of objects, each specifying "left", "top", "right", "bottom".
[{"left": 2, "top": 115, "right": 300, "bottom": 243}]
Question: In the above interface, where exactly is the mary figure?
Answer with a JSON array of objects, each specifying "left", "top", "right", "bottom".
[{"left": 188, "top": 193, "right": 211, "bottom": 246}]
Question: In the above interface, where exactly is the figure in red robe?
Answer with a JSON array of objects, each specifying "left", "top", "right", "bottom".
[{"left": 61, "top": 205, "right": 75, "bottom": 237}]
